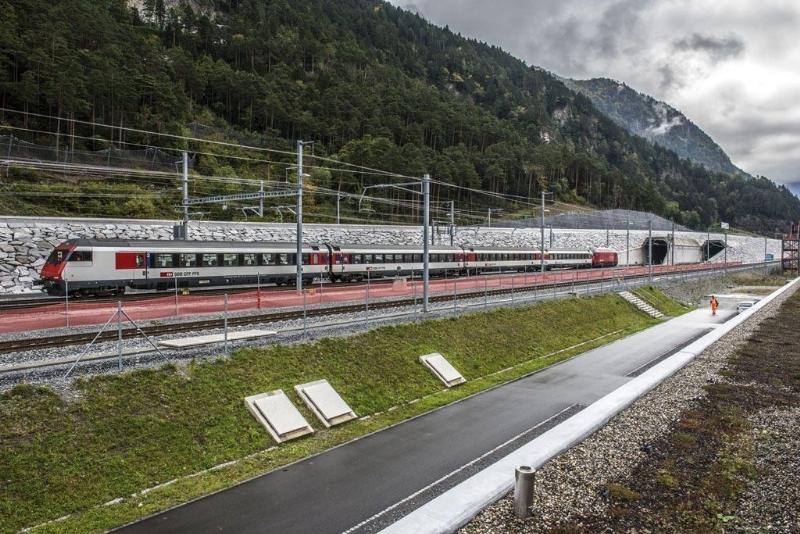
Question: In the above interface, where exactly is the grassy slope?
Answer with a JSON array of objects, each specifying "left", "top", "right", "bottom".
[
  {"left": 0, "top": 294, "right": 658, "bottom": 533},
  {"left": 632, "top": 286, "right": 691, "bottom": 316}
]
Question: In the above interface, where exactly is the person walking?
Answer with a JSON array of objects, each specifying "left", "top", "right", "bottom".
[{"left": 710, "top": 295, "right": 719, "bottom": 316}]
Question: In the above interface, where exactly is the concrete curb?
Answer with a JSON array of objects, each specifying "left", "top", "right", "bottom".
[{"left": 380, "top": 276, "right": 800, "bottom": 534}]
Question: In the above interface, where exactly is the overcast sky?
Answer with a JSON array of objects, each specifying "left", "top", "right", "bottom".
[{"left": 389, "top": 0, "right": 800, "bottom": 188}]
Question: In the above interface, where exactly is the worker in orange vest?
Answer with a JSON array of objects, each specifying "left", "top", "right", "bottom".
[{"left": 710, "top": 295, "right": 719, "bottom": 316}]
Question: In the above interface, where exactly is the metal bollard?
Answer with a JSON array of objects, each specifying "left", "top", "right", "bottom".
[{"left": 514, "top": 465, "right": 536, "bottom": 519}]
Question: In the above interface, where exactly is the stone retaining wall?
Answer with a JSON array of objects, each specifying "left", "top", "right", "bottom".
[{"left": 0, "top": 216, "right": 781, "bottom": 294}]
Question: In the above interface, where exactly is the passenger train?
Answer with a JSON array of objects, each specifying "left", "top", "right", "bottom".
[{"left": 38, "top": 239, "right": 618, "bottom": 296}]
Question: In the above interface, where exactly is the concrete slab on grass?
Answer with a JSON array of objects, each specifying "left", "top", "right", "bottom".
[
  {"left": 244, "top": 390, "right": 314, "bottom": 443},
  {"left": 420, "top": 353, "right": 466, "bottom": 387},
  {"left": 295, "top": 379, "right": 357, "bottom": 428},
  {"left": 158, "top": 329, "right": 276, "bottom": 349}
]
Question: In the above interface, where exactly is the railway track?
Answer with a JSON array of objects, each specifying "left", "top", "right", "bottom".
[
  {"left": 0, "top": 263, "right": 764, "bottom": 363},
  {"left": 0, "top": 279, "right": 395, "bottom": 311}
]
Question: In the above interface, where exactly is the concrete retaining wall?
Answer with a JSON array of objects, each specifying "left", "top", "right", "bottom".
[{"left": 0, "top": 216, "right": 782, "bottom": 294}]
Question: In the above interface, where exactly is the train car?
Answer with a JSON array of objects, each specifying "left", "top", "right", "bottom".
[
  {"left": 591, "top": 248, "right": 619, "bottom": 268},
  {"left": 327, "top": 244, "right": 464, "bottom": 282},
  {"left": 39, "top": 239, "right": 329, "bottom": 296},
  {"left": 464, "top": 247, "right": 593, "bottom": 272}
]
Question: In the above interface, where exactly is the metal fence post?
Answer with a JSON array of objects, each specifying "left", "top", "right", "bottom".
[
  {"left": 514, "top": 466, "right": 536, "bottom": 519},
  {"left": 64, "top": 279, "right": 69, "bottom": 327},
  {"left": 223, "top": 294, "right": 229, "bottom": 353},
  {"left": 117, "top": 301, "right": 123, "bottom": 371},
  {"left": 452, "top": 278, "right": 457, "bottom": 316},
  {"left": 412, "top": 269, "right": 418, "bottom": 321},
  {"left": 302, "top": 288, "right": 307, "bottom": 337},
  {"left": 366, "top": 269, "right": 370, "bottom": 320}
]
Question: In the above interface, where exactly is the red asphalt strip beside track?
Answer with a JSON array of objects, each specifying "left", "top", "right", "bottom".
[{"left": 0, "top": 262, "right": 733, "bottom": 334}]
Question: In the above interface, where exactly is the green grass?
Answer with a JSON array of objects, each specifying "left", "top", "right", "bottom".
[
  {"left": 632, "top": 286, "right": 691, "bottom": 316},
  {"left": 0, "top": 294, "right": 656, "bottom": 533}
]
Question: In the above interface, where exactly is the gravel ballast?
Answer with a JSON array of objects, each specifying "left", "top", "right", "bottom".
[{"left": 461, "top": 280, "right": 799, "bottom": 533}]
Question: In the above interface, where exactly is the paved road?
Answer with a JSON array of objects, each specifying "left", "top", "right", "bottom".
[{"left": 117, "top": 309, "right": 731, "bottom": 534}]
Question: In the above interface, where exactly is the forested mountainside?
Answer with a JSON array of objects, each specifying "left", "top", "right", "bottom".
[
  {"left": 1, "top": 0, "right": 797, "bottom": 232},
  {"left": 563, "top": 77, "right": 744, "bottom": 177}
]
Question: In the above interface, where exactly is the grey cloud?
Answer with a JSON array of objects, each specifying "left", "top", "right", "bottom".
[
  {"left": 658, "top": 64, "right": 679, "bottom": 91},
  {"left": 673, "top": 33, "right": 746, "bottom": 62},
  {"left": 389, "top": 0, "right": 800, "bottom": 183}
]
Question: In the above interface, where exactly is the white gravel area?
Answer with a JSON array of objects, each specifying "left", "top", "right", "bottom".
[{"left": 460, "top": 279, "right": 798, "bottom": 533}]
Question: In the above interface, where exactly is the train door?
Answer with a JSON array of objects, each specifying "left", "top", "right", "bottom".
[{"left": 115, "top": 251, "right": 147, "bottom": 281}]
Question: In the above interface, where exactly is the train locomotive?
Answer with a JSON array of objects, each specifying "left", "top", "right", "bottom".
[{"left": 39, "top": 239, "right": 618, "bottom": 296}]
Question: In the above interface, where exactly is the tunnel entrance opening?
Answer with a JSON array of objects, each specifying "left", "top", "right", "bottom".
[
  {"left": 644, "top": 238, "right": 669, "bottom": 265},
  {"left": 702, "top": 240, "right": 726, "bottom": 261}
]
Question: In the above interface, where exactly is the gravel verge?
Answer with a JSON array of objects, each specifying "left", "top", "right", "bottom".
[
  {"left": 461, "top": 279, "right": 798, "bottom": 533},
  {"left": 733, "top": 406, "right": 800, "bottom": 531}
]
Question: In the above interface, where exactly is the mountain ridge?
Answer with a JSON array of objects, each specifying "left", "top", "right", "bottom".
[{"left": 562, "top": 77, "right": 746, "bottom": 177}]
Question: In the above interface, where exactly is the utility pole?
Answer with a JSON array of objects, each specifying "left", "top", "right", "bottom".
[
  {"left": 423, "top": 173, "right": 430, "bottom": 313},
  {"left": 258, "top": 179, "right": 264, "bottom": 217},
  {"left": 648, "top": 219, "right": 653, "bottom": 282},
  {"left": 540, "top": 191, "right": 546, "bottom": 273},
  {"left": 671, "top": 221, "right": 675, "bottom": 265},
  {"left": 449, "top": 200, "right": 455, "bottom": 246},
  {"left": 182, "top": 151, "right": 189, "bottom": 239},
  {"left": 487, "top": 208, "right": 492, "bottom": 228},
  {"left": 707, "top": 227, "right": 710, "bottom": 261},
  {"left": 336, "top": 190, "right": 342, "bottom": 225},
  {"left": 296, "top": 140, "right": 313, "bottom": 291},
  {"left": 720, "top": 222, "right": 730, "bottom": 274},
  {"left": 764, "top": 236, "right": 768, "bottom": 275},
  {"left": 626, "top": 215, "right": 630, "bottom": 266}
]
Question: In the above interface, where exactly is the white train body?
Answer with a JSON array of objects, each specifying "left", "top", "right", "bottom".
[{"left": 39, "top": 239, "right": 616, "bottom": 296}]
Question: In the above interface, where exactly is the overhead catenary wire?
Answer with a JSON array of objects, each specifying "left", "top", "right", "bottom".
[{"left": 0, "top": 107, "right": 419, "bottom": 180}]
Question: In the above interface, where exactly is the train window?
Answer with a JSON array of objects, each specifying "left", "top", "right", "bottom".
[
  {"left": 242, "top": 253, "right": 257, "bottom": 266},
  {"left": 302, "top": 253, "right": 310, "bottom": 265},
  {"left": 201, "top": 254, "right": 218, "bottom": 267},
  {"left": 68, "top": 251, "right": 93, "bottom": 262},
  {"left": 374, "top": 254, "right": 384, "bottom": 263},
  {"left": 46, "top": 250, "right": 67, "bottom": 264},
  {"left": 223, "top": 253, "right": 239, "bottom": 267},
  {"left": 364, "top": 254, "right": 373, "bottom": 263},
  {"left": 154, "top": 253, "right": 174, "bottom": 268},
  {"left": 179, "top": 253, "right": 197, "bottom": 267},
  {"left": 386, "top": 254, "right": 396, "bottom": 263},
  {"left": 260, "top": 253, "right": 274, "bottom": 265},
  {"left": 351, "top": 254, "right": 361, "bottom": 264},
  {"left": 276, "top": 253, "right": 288, "bottom": 265}
]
